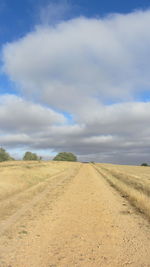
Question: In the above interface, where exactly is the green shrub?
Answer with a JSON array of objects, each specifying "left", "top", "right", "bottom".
[
  {"left": 23, "top": 151, "right": 39, "bottom": 161},
  {"left": 141, "top": 163, "right": 148, "bottom": 166},
  {"left": 53, "top": 152, "right": 77, "bottom": 162}
]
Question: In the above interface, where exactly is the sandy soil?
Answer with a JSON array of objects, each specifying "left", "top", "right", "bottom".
[{"left": 0, "top": 164, "right": 150, "bottom": 266}]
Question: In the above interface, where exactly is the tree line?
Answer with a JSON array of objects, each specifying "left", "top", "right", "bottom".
[{"left": 0, "top": 148, "right": 77, "bottom": 162}]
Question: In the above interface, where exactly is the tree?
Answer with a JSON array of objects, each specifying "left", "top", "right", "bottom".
[
  {"left": 53, "top": 152, "right": 77, "bottom": 162},
  {"left": 0, "top": 148, "right": 14, "bottom": 162},
  {"left": 141, "top": 163, "right": 148, "bottom": 166},
  {"left": 23, "top": 151, "right": 39, "bottom": 161}
]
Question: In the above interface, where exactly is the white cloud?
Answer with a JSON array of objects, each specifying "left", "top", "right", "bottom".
[
  {"left": 2, "top": 10, "right": 150, "bottom": 163},
  {"left": 83, "top": 135, "right": 114, "bottom": 144},
  {"left": 0, "top": 94, "right": 66, "bottom": 133},
  {"left": 1, "top": 95, "right": 150, "bottom": 164},
  {"left": 3, "top": 10, "right": 150, "bottom": 114}
]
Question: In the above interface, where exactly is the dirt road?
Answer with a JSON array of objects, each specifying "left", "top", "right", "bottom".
[{"left": 0, "top": 164, "right": 150, "bottom": 266}]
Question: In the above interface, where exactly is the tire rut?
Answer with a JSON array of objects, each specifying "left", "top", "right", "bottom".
[{"left": 0, "top": 164, "right": 81, "bottom": 236}]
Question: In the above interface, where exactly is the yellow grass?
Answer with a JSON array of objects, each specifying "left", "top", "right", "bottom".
[
  {"left": 0, "top": 160, "right": 75, "bottom": 201},
  {"left": 94, "top": 163, "right": 150, "bottom": 220},
  {"left": 0, "top": 160, "right": 79, "bottom": 221}
]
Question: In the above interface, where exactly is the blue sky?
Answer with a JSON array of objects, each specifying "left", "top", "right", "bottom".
[
  {"left": 1, "top": 0, "right": 150, "bottom": 163},
  {"left": 0, "top": 0, "right": 150, "bottom": 43}
]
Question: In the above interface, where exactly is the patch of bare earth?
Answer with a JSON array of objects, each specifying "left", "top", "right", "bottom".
[{"left": 0, "top": 164, "right": 150, "bottom": 266}]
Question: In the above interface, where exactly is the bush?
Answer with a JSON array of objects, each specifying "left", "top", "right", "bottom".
[
  {"left": 0, "top": 148, "right": 14, "bottom": 162},
  {"left": 53, "top": 152, "right": 77, "bottom": 162},
  {"left": 23, "top": 151, "right": 39, "bottom": 161},
  {"left": 141, "top": 163, "right": 148, "bottom": 166}
]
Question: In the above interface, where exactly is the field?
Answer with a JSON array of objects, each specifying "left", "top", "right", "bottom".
[{"left": 0, "top": 161, "right": 150, "bottom": 266}]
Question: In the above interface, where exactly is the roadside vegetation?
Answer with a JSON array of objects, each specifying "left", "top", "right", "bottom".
[{"left": 94, "top": 163, "right": 150, "bottom": 220}]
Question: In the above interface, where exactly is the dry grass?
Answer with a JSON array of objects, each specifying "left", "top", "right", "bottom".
[
  {"left": 94, "top": 163, "right": 150, "bottom": 220},
  {"left": 0, "top": 160, "right": 79, "bottom": 221},
  {"left": 0, "top": 160, "right": 75, "bottom": 201}
]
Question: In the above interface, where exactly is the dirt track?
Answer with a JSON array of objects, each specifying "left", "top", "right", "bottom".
[{"left": 0, "top": 164, "right": 150, "bottom": 266}]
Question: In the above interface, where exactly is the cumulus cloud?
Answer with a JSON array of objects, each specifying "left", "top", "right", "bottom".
[
  {"left": 1, "top": 9, "right": 150, "bottom": 163},
  {"left": 0, "top": 94, "right": 66, "bottom": 134},
  {"left": 1, "top": 95, "right": 150, "bottom": 164},
  {"left": 3, "top": 10, "right": 150, "bottom": 112}
]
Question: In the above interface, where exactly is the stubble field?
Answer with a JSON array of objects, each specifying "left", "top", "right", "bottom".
[{"left": 0, "top": 161, "right": 150, "bottom": 266}]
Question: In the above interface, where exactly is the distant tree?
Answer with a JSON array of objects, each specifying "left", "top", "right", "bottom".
[
  {"left": 141, "top": 163, "right": 148, "bottom": 166},
  {"left": 23, "top": 151, "right": 39, "bottom": 161},
  {"left": 0, "top": 148, "right": 14, "bottom": 162},
  {"left": 53, "top": 152, "right": 77, "bottom": 162}
]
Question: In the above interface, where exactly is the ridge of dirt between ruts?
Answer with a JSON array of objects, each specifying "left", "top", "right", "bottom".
[{"left": 0, "top": 163, "right": 81, "bottom": 237}]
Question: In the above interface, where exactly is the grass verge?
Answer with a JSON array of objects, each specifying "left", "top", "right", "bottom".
[{"left": 94, "top": 165, "right": 150, "bottom": 221}]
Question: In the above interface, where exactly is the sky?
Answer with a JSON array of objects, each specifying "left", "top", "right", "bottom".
[{"left": 1, "top": 0, "right": 150, "bottom": 164}]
